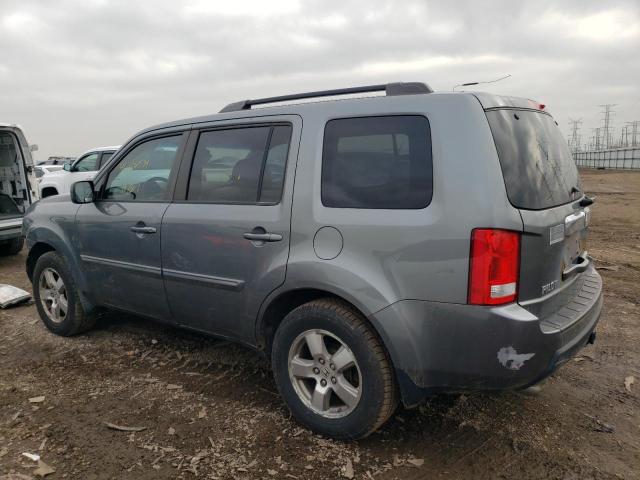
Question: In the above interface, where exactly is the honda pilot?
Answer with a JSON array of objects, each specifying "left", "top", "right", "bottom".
[{"left": 22, "top": 82, "right": 602, "bottom": 439}]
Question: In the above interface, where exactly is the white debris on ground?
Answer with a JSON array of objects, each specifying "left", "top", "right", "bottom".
[{"left": 0, "top": 284, "right": 31, "bottom": 308}]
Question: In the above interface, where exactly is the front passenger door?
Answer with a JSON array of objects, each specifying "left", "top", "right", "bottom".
[{"left": 75, "top": 133, "right": 187, "bottom": 320}]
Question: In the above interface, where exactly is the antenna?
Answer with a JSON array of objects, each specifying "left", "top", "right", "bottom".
[{"left": 452, "top": 74, "right": 511, "bottom": 91}]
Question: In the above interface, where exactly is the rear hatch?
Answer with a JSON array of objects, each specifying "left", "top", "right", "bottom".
[
  {"left": 0, "top": 126, "right": 35, "bottom": 230},
  {"left": 484, "top": 103, "right": 597, "bottom": 326}
]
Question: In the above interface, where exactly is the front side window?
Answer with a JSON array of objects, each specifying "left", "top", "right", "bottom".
[
  {"left": 74, "top": 153, "right": 100, "bottom": 172},
  {"left": 187, "top": 125, "right": 292, "bottom": 204},
  {"left": 103, "top": 136, "right": 181, "bottom": 202},
  {"left": 322, "top": 116, "right": 432, "bottom": 209}
]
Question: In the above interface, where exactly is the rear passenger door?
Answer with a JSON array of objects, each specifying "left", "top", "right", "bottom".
[{"left": 161, "top": 116, "right": 300, "bottom": 341}]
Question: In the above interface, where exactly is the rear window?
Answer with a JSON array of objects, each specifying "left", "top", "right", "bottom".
[
  {"left": 486, "top": 109, "right": 581, "bottom": 210},
  {"left": 322, "top": 116, "right": 432, "bottom": 209}
]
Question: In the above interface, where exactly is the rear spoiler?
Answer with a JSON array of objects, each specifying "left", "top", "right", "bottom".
[{"left": 472, "top": 93, "right": 547, "bottom": 112}]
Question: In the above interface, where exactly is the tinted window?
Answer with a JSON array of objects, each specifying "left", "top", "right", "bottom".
[
  {"left": 188, "top": 125, "right": 291, "bottom": 204},
  {"left": 74, "top": 153, "right": 99, "bottom": 172},
  {"left": 322, "top": 116, "right": 432, "bottom": 209},
  {"left": 486, "top": 109, "right": 581, "bottom": 210},
  {"left": 103, "top": 136, "right": 181, "bottom": 202},
  {"left": 260, "top": 126, "right": 292, "bottom": 203}
]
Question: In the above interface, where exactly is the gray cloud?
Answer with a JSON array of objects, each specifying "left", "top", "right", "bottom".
[{"left": 1, "top": 0, "right": 638, "bottom": 158}]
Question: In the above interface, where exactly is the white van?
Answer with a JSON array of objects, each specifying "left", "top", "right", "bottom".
[{"left": 0, "top": 124, "right": 39, "bottom": 255}]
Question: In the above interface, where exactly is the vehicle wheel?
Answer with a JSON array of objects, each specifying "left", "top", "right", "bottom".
[
  {"left": 272, "top": 298, "right": 397, "bottom": 440},
  {"left": 32, "top": 251, "right": 95, "bottom": 336},
  {"left": 0, "top": 237, "right": 24, "bottom": 256}
]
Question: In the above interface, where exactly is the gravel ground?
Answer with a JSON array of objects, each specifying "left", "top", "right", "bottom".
[{"left": 1, "top": 169, "right": 639, "bottom": 479}]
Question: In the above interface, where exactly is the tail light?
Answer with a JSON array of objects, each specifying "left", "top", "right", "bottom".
[{"left": 468, "top": 229, "right": 520, "bottom": 305}]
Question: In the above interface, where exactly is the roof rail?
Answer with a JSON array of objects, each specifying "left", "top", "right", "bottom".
[{"left": 219, "top": 82, "right": 433, "bottom": 113}]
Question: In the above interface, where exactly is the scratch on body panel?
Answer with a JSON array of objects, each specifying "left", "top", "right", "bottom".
[{"left": 497, "top": 346, "right": 535, "bottom": 370}]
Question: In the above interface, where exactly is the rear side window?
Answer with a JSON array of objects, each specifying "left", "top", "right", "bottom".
[
  {"left": 322, "top": 116, "right": 432, "bottom": 209},
  {"left": 187, "top": 125, "right": 292, "bottom": 204},
  {"left": 486, "top": 109, "right": 582, "bottom": 210}
]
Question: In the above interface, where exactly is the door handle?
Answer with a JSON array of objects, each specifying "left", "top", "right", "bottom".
[
  {"left": 243, "top": 232, "right": 282, "bottom": 242},
  {"left": 130, "top": 226, "right": 157, "bottom": 234}
]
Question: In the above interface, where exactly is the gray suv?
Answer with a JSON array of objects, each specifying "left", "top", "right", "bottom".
[{"left": 23, "top": 82, "right": 602, "bottom": 439}]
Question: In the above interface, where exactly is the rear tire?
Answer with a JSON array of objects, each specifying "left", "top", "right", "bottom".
[
  {"left": 32, "top": 251, "right": 95, "bottom": 336},
  {"left": 0, "top": 237, "right": 24, "bottom": 256},
  {"left": 272, "top": 298, "right": 397, "bottom": 440}
]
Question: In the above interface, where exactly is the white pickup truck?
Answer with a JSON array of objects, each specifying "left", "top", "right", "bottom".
[
  {"left": 38, "top": 146, "right": 119, "bottom": 198},
  {"left": 0, "top": 123, "right": 39, "bottom": 255}
]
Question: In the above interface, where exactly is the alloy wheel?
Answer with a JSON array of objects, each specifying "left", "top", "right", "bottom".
[
  {"left": 38, "top": 267, "right": 68, "bottom": 324},
  {"left": 288, "top": 329, "right": 362, "bottom": 418}
]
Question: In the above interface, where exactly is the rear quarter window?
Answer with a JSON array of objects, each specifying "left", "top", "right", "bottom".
[
  {"left": 321, "top": 115, "right": 432, "bottom": 209},
  {"left": 486, "top": 109, "right": 581, "bottom": 210}
]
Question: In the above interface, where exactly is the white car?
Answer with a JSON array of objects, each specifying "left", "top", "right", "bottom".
[
  {"left": 38, "top": 145, "right": 119, "bottom": 198},
  {"left": 0, "top": 123, "right": 39, "bottom": 255},
  {"left": 35, "top": 164, "right": 64, "bottom": 178}
]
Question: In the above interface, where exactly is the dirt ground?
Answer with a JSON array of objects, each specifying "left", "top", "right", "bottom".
[{"left": 1, "top": 169, "right": 639, "bottom": 480}]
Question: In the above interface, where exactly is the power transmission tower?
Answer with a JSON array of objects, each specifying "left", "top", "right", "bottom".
[
  {"left": 567, "top": 118, "right": 582, "bottom": 152},
  {"left": 627, "top": 121, "right": 639, "bottom": 147},
  {"left": 592, "top": 127, "right": 602, "bottom": 150},
  {"left": 620, "top": 126, "right": 628, "bottom": 148},
  {"left": 598, "top": 104, "right": 617, "bottom": 150}
]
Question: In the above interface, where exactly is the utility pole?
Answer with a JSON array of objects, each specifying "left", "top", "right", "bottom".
[
  {"left": 567, "top": 118, "right": 582, "bottom": 153},
  {"left": 598, "top": 104, "right": 617, "bottom": 150}
]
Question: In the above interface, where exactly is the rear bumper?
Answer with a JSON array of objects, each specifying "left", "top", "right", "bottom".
[
  {"left": 0, "top": 217, "right": 23, "bottom": 242},
  {"left": 369, "top": 266, "right": 602, "bottom": 407}
]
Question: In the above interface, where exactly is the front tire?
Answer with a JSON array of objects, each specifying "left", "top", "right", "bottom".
[
  {"left": 272, "top": 298, "right": 397, "bottom": 440},
  {"left": 32, "top": 251, "right": 95, "bottom": 336}
]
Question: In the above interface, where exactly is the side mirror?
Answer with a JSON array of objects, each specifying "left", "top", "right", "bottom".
[
  {"left": 63, "top": 162, "right": 71, "bottom": 172},
  {"left": 29, "top": 144, "right": 39, "bottom": 152},
  {"left": 70, "top": 181, "right": 95, "bottom": 204}
]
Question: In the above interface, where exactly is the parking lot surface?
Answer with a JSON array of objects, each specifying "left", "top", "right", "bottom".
[{"left": 1, "top": 169, "right": 639, "bottom": 479}]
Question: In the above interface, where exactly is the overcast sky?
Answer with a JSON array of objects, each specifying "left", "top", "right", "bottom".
[{"left": 1, "top": 0, "right": 639, "bottom": 160}]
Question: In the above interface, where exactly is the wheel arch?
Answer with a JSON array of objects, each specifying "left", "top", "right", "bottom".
[
  {"left": 26, "top": 242, "right": 56, "bottom": 281},
  {"left": 40, "top": 186, "right": 59, "bottom": 198},
  {"left": 256, "top": 285, "right": 397, "bottom": 368},
  {"left": 25, "top": 228, "right": 88, "bottom": 292}
]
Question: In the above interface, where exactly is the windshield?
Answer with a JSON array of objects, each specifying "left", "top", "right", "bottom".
[{"left": 486, "top": 109, "right": 581, "bottom": 210}]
